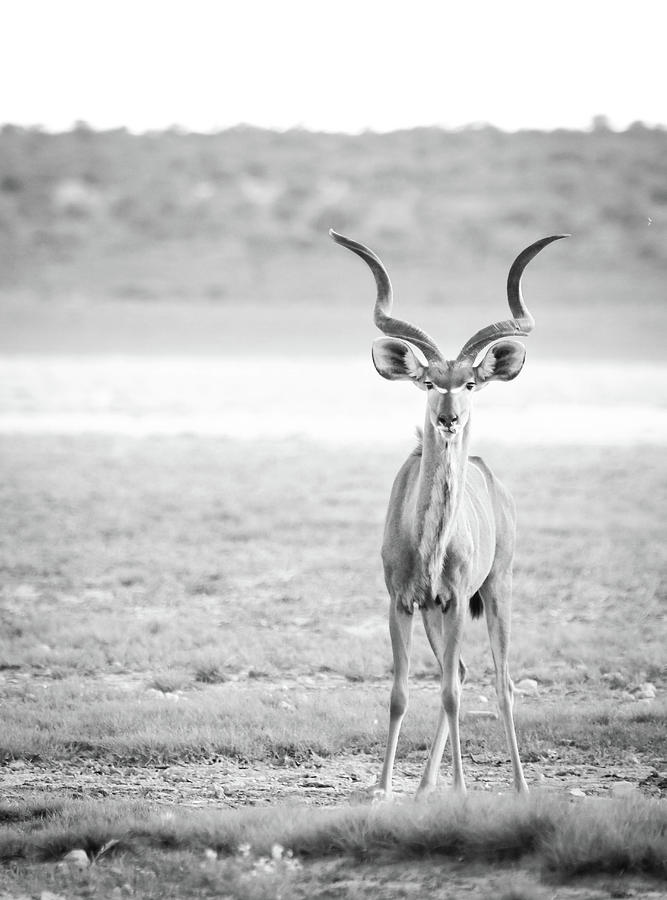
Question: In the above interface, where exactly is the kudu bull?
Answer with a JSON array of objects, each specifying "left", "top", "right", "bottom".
[{"left": 331, "top": 229, "right": 567, "bottom": 798}]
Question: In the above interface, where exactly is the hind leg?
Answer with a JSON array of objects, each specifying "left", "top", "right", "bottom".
[
  {"left": 417, "top": 598, "right": 468, "bottom": 796},
  {"left": 480, "top": 570, "right": 528, "bottom": 793},
  {"left": 416, "top": 604, "right": 449, "bottom": 797},
  {"left": 376, "top": 599, "right": 414, "bottom": 799},
  {"left": 416, "top": 604, "right": 468, "bottom": 797}
]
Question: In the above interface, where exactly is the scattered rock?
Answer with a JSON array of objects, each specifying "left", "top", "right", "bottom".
[
  {"left": 631, "top": 682, "right": 656, "bottom": 700},
  {"left": 146, "top": 688, "right": 181, "bottom": 701},
  {"left": 41, "top": 892, "right": 67, "bottom": 900},
  {"left": 515, "top": 678, "right": 539, "bottom": 695},
  {"left": 61, "top": 848, "right": 90, "bottom": 869},
  {"left": 568, "top": 788, "right": 586, "bottom": 798},
  {"left": 203, "top": 847, "right": 218, "bottom": 860},
  {"left": 7, "top": 759, "right": 27, "bottom": 770},
  {"left": 466, "top": 709, "right": 498, "bottom": 719},
  {"left": 14, "top": 583, "right": 39, "bottom": 601}
]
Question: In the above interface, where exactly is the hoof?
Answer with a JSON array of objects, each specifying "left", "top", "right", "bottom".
[
  {"left": 351, "top": 783, "right": 393, "bottom": 804},
  {"left": 370, "top": 786, "right": 393, "bottom": 804},
  {"left": 415, "top": 783, "right": 437, "bottom": 801}
]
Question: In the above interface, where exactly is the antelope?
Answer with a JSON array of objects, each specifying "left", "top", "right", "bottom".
[{"left": 330, "top": 228, "right": 567, "bottom": 798}]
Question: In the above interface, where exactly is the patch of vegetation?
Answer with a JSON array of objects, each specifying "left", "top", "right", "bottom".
[
  {"left": 0, "top": 794, "right": 664, "bottom": 882},
  {"left": 149, "top": 670, "right": 193, "bottom": 693},
  {"left": 1, "top": 123, "right": 667, "bottom": 297},
  {"left": 194, "top": 663, "right": 229, "bottom": 685}
]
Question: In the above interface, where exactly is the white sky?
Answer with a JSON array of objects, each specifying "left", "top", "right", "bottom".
[{"left": 2, "top": 0, "right": 665, "bottom": 133}]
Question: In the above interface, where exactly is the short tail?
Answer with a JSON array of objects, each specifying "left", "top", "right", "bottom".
[{"left": 469, "top": 591, "right": 484, "bottom": 619}]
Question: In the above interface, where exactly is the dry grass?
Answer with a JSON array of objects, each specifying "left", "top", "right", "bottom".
[
  {"left": 0, "top": 673, "right": 664, "bottom": 765},
  {"left": 1, "top": 435, "right": 664, "bottom": 682},
  {"left": 0, "top": 435, "right": 664, "bottom": 768},
  {"left": 0, "top": 793, "right": 665, "bottom": 880}
]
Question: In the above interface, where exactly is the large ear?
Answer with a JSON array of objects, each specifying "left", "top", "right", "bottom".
[
  {"left": 371, "top": 337, "right": 427, "bottom": 382},
  {"left": 474, "top": 340, "right": 526, "bottom": 384}
]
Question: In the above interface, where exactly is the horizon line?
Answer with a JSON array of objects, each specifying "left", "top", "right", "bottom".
[{"left": 2, "top": 117, "right": 666, "bottom": 138}]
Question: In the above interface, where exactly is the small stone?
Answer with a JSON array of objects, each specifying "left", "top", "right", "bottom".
[
  {"left": 41, "top": 892, "right": 67, "bottom": 900},
  {"left": 62, "top": 848, "right": 90, "bottom": 868},
  {"left": 467, "top": 709, "right": 498, "bottom": 719},
  {"left": 8, "top": 759, "right": 27, "bottom": 770},
  {"left": 568, "top": 788, "right": 586, "bottom": 798},
  {"left": 477, "top": 695, "right": 489, "bottom": 704},
  {"left": 632, "top": 682, "right": 656, "bottom": 700},
  {"left": 515, "top": 678, "right": 539, "bottom": 695},
  {"left": 203, "top": 848, "right": 217, "bottom": 860},
  {"left": 611, "top": 781, "right": 637, "bottom": 798}
]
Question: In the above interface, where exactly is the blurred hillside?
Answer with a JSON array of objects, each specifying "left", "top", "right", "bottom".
[{"left": 1, "top": 122, "right": 666, "bottom": 301}]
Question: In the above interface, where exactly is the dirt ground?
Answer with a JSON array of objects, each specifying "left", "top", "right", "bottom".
[{"left": 3, "top": 754, "right": 662, "bottom": 809}]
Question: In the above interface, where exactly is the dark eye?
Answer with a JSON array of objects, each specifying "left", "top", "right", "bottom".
[
  {"left": 424, "top": 381, "right": 434, "bottom": 390},
  {"left": 466, "top": 382, "right": 475, "bottom": 391}
]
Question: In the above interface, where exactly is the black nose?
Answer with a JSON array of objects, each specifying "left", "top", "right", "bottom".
[{"left": 438, "top": 414, "right": 458, "bottom": 427}]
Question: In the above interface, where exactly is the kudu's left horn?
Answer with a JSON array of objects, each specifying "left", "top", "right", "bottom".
[{"left": 457, "top": 234, "right": 570, "bottom": 364}]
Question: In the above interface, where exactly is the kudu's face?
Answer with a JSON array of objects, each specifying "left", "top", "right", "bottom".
[
  {"left": 422, "top": 361, "right": 477, "bottom": 439},
  {"left": 371, "top": 338, "right": 527, "bottom": 442}
]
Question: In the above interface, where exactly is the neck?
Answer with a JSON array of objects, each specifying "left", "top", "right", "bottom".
[
  {"left": 413, "top": 412, "right": 470, "bottom": 596},
  {"left": 416, "top": 413, "right": 470, "bottom": 519}
]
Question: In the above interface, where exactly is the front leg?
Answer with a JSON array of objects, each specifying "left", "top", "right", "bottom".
[{"left": 376, "top": 598, "right": 414, "bottom": 799}]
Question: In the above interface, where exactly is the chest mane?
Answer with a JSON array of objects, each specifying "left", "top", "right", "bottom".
[{"left": 414, "top": 445, "right": 462, "bottom": 602}]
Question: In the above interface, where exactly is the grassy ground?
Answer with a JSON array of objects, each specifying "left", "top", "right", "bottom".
[
  {"left": 1, "top": 436, "right": 664, "bottom": 685},
  {"left": 0, "top": 436, "right": 664, "bottom": 766},
  {"left": 1, "top": 435, "right": 665, "bottom": 896}
]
